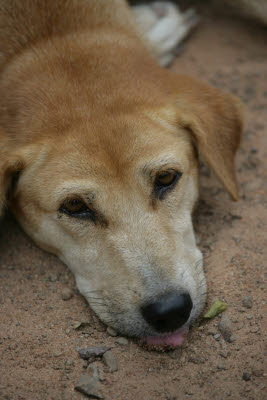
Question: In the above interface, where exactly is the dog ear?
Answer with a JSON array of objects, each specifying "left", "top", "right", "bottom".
[
  {"left": 170, "top": 75, "right": 244, "bottom": 200},
  {"left": 0, "top": 133, "right": 30, "bottom": 217},
  {"left": 0, "top": 154, "right": 24, "bottom": 218}
]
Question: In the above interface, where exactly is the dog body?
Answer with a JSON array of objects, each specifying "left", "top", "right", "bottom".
[{"left": 0, "top": 0, "right": 243, "bottom": 345}]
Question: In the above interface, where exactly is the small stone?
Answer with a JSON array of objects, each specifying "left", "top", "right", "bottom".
[
  {"left": 87, "top": 364, "right": 99, "bottom": 379},
  {"left": 246, "top": 314, "right": 253, "bottom": 320},
  {"left": 75, "top": 372, "right": 102, "bottom": 399},
  {"left": 107, "top": 327, "right": 118, "bottom": 337},
  {"left": 217, "top": 363, "right": 227, "bottom": 370},
  {"left": 242, "top": 296, "right": 252, "bottom": 309},
  {"left": 61, "top": 288, "right": 73, "bottom": 301},
  {"left": 242, "top": 372, "right": 251, "bottom": 381},
  {"left": 220, "top": 338, "right": 227, "bottom": 350},
  {"left": 76, "top": 346, "right": 111, "bottom": 360},
  {"left": 103, "top": 351, "right": 118, "bottom": 372},
  {"left": 65, "top": 329, "right": 71, "bottom": 334},
  {"left": 42, "top": 333, "right": 47, "bottom": 338},
  {"left": 218, "top": 314, "right": 233, "bottom": 342},
  {"left": 76, "top": 346, "right": 110, "bottom": 360},
  {"left": 54, "top": 351, "right": 62, "bottom": 357},
  {"left": 229, "top": 334, "right": 237, "bottom": 343},
  {"left": 214, "top": 334, "right": 220, "bottom": 341},
  {"left": 93, "top": 363, "right": 105, "bottom": 382},
  {"left": 115, "top": 337, "right": 129, "bottom": 346}
]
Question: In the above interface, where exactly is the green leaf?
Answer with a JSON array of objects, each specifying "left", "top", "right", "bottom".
[{"left": 203, "top": 300, "right": 227, "bottom": 319}]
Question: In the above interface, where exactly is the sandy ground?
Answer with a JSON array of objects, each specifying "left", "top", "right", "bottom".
[{"left": 0, "top": 5, "right": 266, "bottom": 400}]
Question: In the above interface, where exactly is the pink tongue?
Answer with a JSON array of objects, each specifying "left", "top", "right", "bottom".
[{"left": 144, "top": 327, "right": 189, "bottom": 347}]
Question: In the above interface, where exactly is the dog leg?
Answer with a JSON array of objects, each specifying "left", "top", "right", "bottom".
[{"left": 132, "top": 1, "right": 199, "bottom": 66}]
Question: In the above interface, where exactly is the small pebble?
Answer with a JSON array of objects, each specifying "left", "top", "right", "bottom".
[
  {"left": 218, "top": 314, "right": 233, "bottom": 342},
  {"left": 217, "top": 363, "right": 227, "bottom": 370},
  {"left": 214, "top": 334, "right": 220, "bottom": 341},
  {"left": 103, "top": 351, "right": 118, "bottom": 372},
  {"left": 229, "top": 334, "right": 237, "bottom": 343},
  {"left": 242, "top": 296, "right": 252, "bottom": 309},
  {"left": 242, "top": 372, "right": 251, "bottom": 381},
  {"left": 77, "top": 346, "right": 111, "bottom": 360},
  {"left": 107, "top": 327, "right": 118, "bottom": 337},
  {"left": 115, "top": 337, "right": 129, "bottom": 346},
  {"left": 246, "top": 314, "right": 253, "bottom": 320},
  {"left": 61, "top": 288, "right": 73, "bottom": 301},
  {"left": 75, "top": 371, "right": 102, "bottom": 399}
]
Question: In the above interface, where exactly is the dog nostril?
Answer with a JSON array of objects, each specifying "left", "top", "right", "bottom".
[{"left": 141, "top": 292, "right": 193, "bottom": 333}]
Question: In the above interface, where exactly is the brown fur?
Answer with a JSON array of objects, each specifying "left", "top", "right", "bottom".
[{"left": 0, "top": 0, "right": 244, "bottom": 338}]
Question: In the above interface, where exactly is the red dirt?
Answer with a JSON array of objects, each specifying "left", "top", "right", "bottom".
[{"left": 0, "top": 6, "right": 266, "bottom": 400}]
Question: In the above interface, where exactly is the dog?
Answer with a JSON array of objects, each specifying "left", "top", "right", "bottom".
[{"left": 0, "top": 0, "right": 243, "bottom": 347}]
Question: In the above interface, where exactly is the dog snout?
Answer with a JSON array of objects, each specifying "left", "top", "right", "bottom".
[{"left": 141, "top": 291, "right": 193, "bottom": 333}]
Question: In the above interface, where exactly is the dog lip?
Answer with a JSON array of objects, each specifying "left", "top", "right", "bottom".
[{"left": 141, "top": 326, "right": 189, "bottom": 348}]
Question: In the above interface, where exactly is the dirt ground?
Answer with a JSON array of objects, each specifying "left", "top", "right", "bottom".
[{"left": 0, "top": 4, "right": 266, "bottom": 400}]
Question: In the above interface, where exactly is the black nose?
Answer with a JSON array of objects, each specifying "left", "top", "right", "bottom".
[{"left": 141, "top": 292, "right": 193, "bottom": 333}]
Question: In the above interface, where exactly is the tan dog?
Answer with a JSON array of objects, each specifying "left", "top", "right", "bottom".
[{"left": 0, "top": 0, "right": 243, "bottom": 346}]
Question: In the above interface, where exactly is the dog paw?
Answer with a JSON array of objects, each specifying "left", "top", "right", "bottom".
[{"left": 132, "top": 1, "right": 199, "bottom": 66}]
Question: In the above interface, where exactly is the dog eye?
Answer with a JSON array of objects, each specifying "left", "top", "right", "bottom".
[
  {"left": 59, "top": 198, "right": 95, "bottom": 222},
  {"left": 154, "top": 170, "right": 182, "bottom": 199}
]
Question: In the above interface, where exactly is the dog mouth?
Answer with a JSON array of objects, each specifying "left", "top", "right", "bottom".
[{"left": 141, "top": 326, "right": 189, "bottom": 348}]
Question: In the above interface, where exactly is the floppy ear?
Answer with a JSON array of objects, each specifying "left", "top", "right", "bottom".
[
  {"left": 0, "top": 153, "right": 24, "bottom": 218},
  {"left": 170, "top": 75, "right": 244, "bottom": 200},
  {"left": 0, "top": 132, "right": 27, "bottom": 218}
]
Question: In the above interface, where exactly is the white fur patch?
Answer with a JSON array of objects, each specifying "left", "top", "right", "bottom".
[{"left": 132, "top": 1, "right": 199, "bottom": 66}]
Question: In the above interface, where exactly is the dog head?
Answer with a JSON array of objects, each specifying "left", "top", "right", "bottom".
[{"left": 0, "top": 54, "right": 243, "bottom": 345}]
